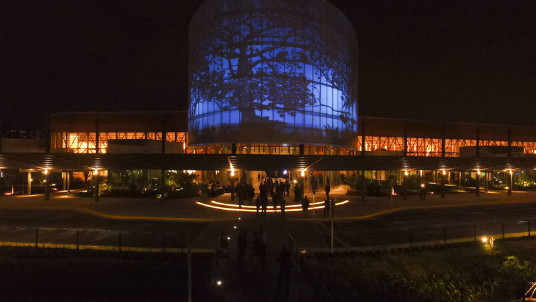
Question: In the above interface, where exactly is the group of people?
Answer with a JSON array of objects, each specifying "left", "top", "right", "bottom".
[
  {"left": 323, "top": 198, "right": 337, "bottom": 218},
  {"left": 255, "top": 178, "right": 290, "bottom": 216},
  {"left": 220, "top": 176, "right": 336, "bottom": 219},
  {"left": 227, "top": 224, "right": 293, "bottom": 299},
  {"left": 235, "top": 225, "right": 268, "bottom": 268},
  {"left": 235, "top": 181, "right": 255, "bottom": 208}
]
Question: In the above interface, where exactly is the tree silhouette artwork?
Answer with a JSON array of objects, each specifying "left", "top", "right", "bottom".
[{"left": 189, "top": 0, "right": 358, "bottom": 145}]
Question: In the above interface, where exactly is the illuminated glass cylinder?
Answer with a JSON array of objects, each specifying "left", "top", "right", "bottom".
[{"left": 189, "top": 0, "right": 358, "bottom": 146}]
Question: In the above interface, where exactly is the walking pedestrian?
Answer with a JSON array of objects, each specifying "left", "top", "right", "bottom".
[
  {"left": 261, "top": 193, "right": 268, "bottom": 216},
  {"left": 302, "top": 196, "right": 310, "bottom": 216},
  {"left": 323, "top": 198, "right": 330, "bottom": 218},
  {"left": 218, "top": 232, "right": 230, "bottom": 260},
  {"left": 419, "top": 183, "right": 427, "bottom": 200},
  {"left": 330, "top": 198, "right": 336, "bottom": 218},
  {"left": 255, "top": 196, "right": 261, "bottom": 216},
  {"left": 276, "top": 246, "right": 293, "bottom": 299}
]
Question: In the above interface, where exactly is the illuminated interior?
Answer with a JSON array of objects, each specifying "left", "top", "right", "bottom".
[
  {"left": 357, "top": 136, "right": 536, "bottom": 157},
  {"left": 50, "top": 132, "right": 188, "bottom": 154},
  {"left": 50, "top": 132, "right": 536, "bottom": 157}
]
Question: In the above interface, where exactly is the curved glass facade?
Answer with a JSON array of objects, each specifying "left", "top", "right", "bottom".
[{"left": 189, "top": 0, "right": 358, "bottom": 146}]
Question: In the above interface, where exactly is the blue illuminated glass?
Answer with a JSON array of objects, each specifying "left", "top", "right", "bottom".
[{"left": 189, "top": 0, "right": 358, "bottom": 146}]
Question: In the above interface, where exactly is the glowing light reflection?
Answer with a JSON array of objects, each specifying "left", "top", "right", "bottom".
[{"left": 196, "top": 199, "right": 350, "bottom": 212}]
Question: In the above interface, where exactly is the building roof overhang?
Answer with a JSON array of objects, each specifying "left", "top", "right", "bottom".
[{"left": 0, "top": 153, "right": 534, "bottom": 172}]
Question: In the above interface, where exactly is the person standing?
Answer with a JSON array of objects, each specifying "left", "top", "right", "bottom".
[
  {"left": 237, "top": 182, "right": 245, "bottom": 208},
  {"left": 276, "top": 246, "right": 293, "bottom": 299},
  {"left": 248, "top": 184, "right": 255, "bottom": 204},
  {"left": 323, "top": 198, "right": 330, "bottom": 218},
  {"left": 325, "top": 183, "right": 331, "bottom": 200},
  {"left": 255, "top": 196, "right": 261, "bottom": 216},
  {"left": 302, "top": 196, "right": 310, "bottom": 216},
  {"left": 330, "top": 198, "right": 336, "bottom": 218},
  {"left": 261, "top": 191, "right": 268, "bottom": 216},
  {"left": 419, "top": 183, "right": 427, "bottom": 201},
  {"left": 272, "top": 181, "right": 279, "bottom": 211}
]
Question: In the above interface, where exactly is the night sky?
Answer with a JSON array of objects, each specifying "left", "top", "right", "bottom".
[{"left": 1, "top": 0, "right": 535, "bottom": 130}]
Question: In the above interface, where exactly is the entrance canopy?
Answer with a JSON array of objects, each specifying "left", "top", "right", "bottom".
[{"left": 1, "top": 153, "right": 535, "bottom": 172}]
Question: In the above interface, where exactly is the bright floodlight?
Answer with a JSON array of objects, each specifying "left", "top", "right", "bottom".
[{"left": 481, "top": 236, "right": 488, "bottom": 243}]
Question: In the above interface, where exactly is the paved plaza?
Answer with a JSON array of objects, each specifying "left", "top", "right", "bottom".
[{"left": 0, "top": 187, "right": 535, "bottom": 222}]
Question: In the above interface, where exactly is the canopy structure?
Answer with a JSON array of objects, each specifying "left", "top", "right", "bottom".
[{"left": 1, "top": 153, "right": 534, "bottom": 172}]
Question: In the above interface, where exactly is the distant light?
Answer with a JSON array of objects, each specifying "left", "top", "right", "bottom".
[
  {"left": 238, "top": 217, "right": 241, "bottom": 220},
  {"left": 404, "top": 170, "right": 409, "bottom": 176},
  {"left": 43, "top": 169, "right": 49, "bottom": 175},
  {"left": 481, "top": 236, "right": 488, "bottom": 243},
  {"left": 508, "top": 169, "right": 513, "bottom": 175},
  {"left": 283, "top": 170, "right": 288, "bottom": 175},
  {"left": 94, "top": 168, "right": 99, "bottom": 174},
  {"left": 420, "top": 184, "right": 425, "bottom": 188},
  {"left": 230, "top": 169, "right": 235, "bottom": 177},
  {"left": 442, "top": 169, "right": 447, "bottom": 175},
  {"left": 227, "top": 236, "right": 231, "bottom": 240},
  {"left": 233, "top": 225, "right": 237, "bottom": 229},
  {"left": 293, "top": 179, "right": 298, "bottom": 184},
  {"left": 300, "top": 169, "right": 305, "bottom": 177},
  {"left": 216, "top": 280, "right": 222, "bottom": 286}
]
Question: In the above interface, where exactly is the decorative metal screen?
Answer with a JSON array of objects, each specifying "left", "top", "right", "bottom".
[{"left": 188, "top": 0, "right": 358, "bottom": 146}]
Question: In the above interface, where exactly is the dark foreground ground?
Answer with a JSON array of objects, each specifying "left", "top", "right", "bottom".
[
  {"left": 308, "top": 238, "right": 536, "bottom": 301},
  {"left": 0, "top": 247, "right": 213, "bottom": 301}
]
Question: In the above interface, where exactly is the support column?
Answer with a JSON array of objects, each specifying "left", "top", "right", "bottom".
[
  {"left": 508, "top": 170, "right": 513, "bottom": 196},
  {"left": 94, "top": 171, "right": 100, "bottom": 202},
  {"left": 95, "top": 112, "right": 100, "bottom": 154},
  {"left": 475, "top": 171, "right": 480, "bottom": 197},
  {"left": 441, "top": 124, "right": 446, "bottom": 158},
  {"left": 66, "top": 171, "right": 71, "bottom": 195},
  {"left": 403, "top": 171, "right": 408, "bottom": 200},
  {"left": 458, "top": 171, "right": 462, "bottom": 188},
  {"left": 160, "top": 169, "right": 166, "bottom": 203},
  {"left": 44, "top": 172, "right": 50, "bottom": 201},
  {"left": 403, "top": 122, "right": 408, "bottom": 157},
  {"left": 484, "top": 171, "right": 489, "bottom": 193},
  {"left": 27, "top": 172, "right": 32, "bottom": 196},
  {"left": 62, "top": 172, "right": 67, "bottom": 191},
  {"left": 441, "top": 171, "right": 446, "bottom": 198},
  {"left": 360, "top": 118, "right": 366, "bottom": 202},
  {"left": 360, "top": 170, "right": 366, "bottom": 202}
]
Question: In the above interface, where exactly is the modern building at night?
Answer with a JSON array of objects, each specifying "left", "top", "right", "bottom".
[{"left": 2, "top": 0, "right": 536, "bottom": 199}]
